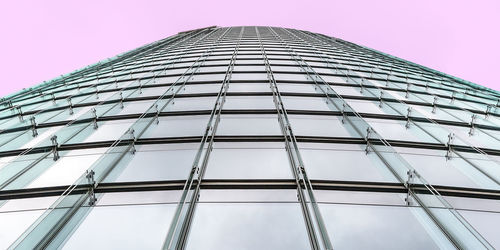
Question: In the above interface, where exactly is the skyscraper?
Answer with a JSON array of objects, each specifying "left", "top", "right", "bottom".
[{"left": 0, "top": 26, "right": 499, "bottom": 249}]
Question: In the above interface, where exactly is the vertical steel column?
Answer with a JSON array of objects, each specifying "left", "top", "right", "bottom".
[
  {"left": 257, "top": 26, "right": 333, "bottom": 250},
  {"left": 162, "top": 27, "right": 244, "bottom": 250}
]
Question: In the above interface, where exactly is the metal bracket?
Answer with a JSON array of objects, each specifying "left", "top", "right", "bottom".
[
  {"left": 86, "top": 170, "right": 97, "bottom": 206},
  {"left": 445, "top": 133, "right": 454, "bottom": 160},
  {"left": 67, "top": 97, "right": 74, "bottom": 115},
  {"left": 91, "top": 108, "right": 98, "bottom": 129},
  {"left": 359, "top": 79, "right": 364, "bottom": 93},
  {"left": 432, "top": 96, "right": 438, "bottom": 113},
  {"left": 5, "top": 100, "right": 13, "bottom": 108},
  {"left": 468, "top": 114, "right": 477, "bottom": 136},
  {"left": 378, "top": 92, "right": 384, "bottom": 108},
  {"left": 129, "top": 128, "right": 137, "bottom": 154},
  {"left": 364, "top": 127, "right": 372, "bottom": 154},
  {"left": 16, "top": 106, "right": 23, "bottom": 122},
  {"left": 405, "top": 83, "right": 411, "bottom": 98},
  {"left": 154, "top": 104, "right": 160, "bottom": 124},
  {"left": 30, "top": 116, "right": 38, "bottom": 137},
  {"left": 404, "top": 170, "right": 415, "bottom": 206},
  {"left": 405, "top": 107, "right": 412, "bottom": 129},
  {"left": 119, "top": 92, "right": 124, "bottom": 109},
  {"left": 49, "top": 93, "right": 56, "bottom": 104},
  {"left": 485, "top": 105, "right": 492, "bottom": 118},
  {"left": 450, "top": 91, "right": 456, "bottom": 103},
  {"left": 51, "top": 135, "right": 60, "bottom": 161},
  {"left": 94, "top": 85, "right": 99, "bottom": 99},
  {"left": 341, "top": 103, "right": 347, "bottom": 124}
]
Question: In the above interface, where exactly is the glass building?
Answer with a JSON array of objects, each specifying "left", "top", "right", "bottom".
[{"left": 0, "top": 26, "right": 499, "bottom": 250}]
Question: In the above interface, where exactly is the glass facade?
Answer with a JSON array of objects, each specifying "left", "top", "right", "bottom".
[{"left": 0, "top": 26, "right": 499, "bottom": 249}]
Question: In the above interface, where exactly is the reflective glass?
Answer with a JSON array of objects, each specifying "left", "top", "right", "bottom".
[
  {"left": 289, "top": 115, "right": 359, "bottom": 138},
  {"left": 142, "top": 115, "right": 209, "bottom": 138},
  {"left": 62, "top": 204, "right": 176, "bottom": 250},
  {"left": 320, "top": 204, "right": 447, "bottom": 249},
  {"left": 299, "top": 143, "right": 396, "bottom": 182},
  {"left": 223, "top": 96, "right": 275, "bottom": 110},
  {"left": 204, "top": 142, "right": 292, "bottom": 179},
  {"left": 113, "top": 144, "right": 197, "bottom": 182},
  {"left": 217, "top": 114, "right": 281, "bottom": 135},
  {"left": 186, "top": 202, "right": 310, "bottom": 250}
]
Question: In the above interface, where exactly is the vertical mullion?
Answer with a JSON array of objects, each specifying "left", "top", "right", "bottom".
[
  {"left": 257, "top": 26, "right": 333, "bottom": 250},
  {"left": 161, "top": 26, "right": 243, "bottom": 250}
]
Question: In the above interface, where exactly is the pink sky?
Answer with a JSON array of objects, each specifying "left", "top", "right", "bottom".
[{"left": 0, "top": 0, "right": 499, "bottom": 97}]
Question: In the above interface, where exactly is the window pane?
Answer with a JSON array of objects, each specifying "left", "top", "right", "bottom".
[
  {"left": 458, "top": 210, "right": 500, "bottom": 248},
  {"left": 223, "top": 96, "right": 275, "bottom": 110},
  {"left": 186, "top": 202, "right": 310, "bottom": 250},
  {"left": 0, "top": 210, "right": 45, "bottom": 249},
  {"left": 217, "top": 114, "right": 281, "bottom": 135},
  {"left": 282, "top": 96, "right": 331, "bottom": 111},
  {"left": 204, "top": 142, "right": 292, "bottom": 179},
  {"left": 113, "top": 144, "right": 198, "bottom": 182},
  {"left": 299, "top": 143, "right": 396, "bottom": 182},
  {"left": 320, "top": 204, "right": 448, "bottom": 249},
  {"left": 142, "top": 115, "right": 208, "bottom": 138},
  {"left": 227, "top": 83, "right": 270, "bottom": 93},
  {"left": 62, "top": 204, "right": 176, "bottom": 250},
  {"left": 276, "top": 83, "right": 317, "bottom": 93},
  {"left": 289, "top": 115, "right": 358, "bottom": 138}
]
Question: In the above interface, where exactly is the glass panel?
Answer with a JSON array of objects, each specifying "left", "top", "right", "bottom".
[
  {"left": 458, "top": 210, "right": 500, "bottom": 248},
  {"left": 230, "top": 73, "right": 268, "bottom": 81},
  {"left": 26, "top": 148, "right": 106, "bottom": 188},
  {"left": 227, "top": 83, "right": 270, "bottom": 93},
  {"left": 366, "top": 118, "right": 439, "bottom": 144},
  {"left": 182, "top": 84, "right": 221, "bottom": 94},
  {"left": 217, "top": 114, "right": 281, "bottom": 135},
  {"left": 61, "top": 204, "right": 176, "bottom": 250},
  {"left": 0, "top": 209, "right": 45, "bottom": 249},
  {"left": 282, "top": 96, "right": 331, "bottom": 111},
  {"left": 168, "top": 97, "right": 217, "bottom": 112},
  {"left": 83, "top": 119, "right": 135, "bottom": 143},
  {"left": 223, "top": 96, "right": 275, "bottom": 110},
  {"left": 187, "top": 73, "right": 226, "bottom": 83},
  {"left": 97, "top": 190, "right": 182, "bottom": 206},
  {"left": 314, "top": 190, "right": 405, "bottom": 206},
  {"left": 117, "top": 100, "right": 156, "bottom": 116},
  {"left": 142, "top": 115, "right": 208, "bottom": 138},
  {"left": 289, "top": 115, "right": 359, "bottom": 138},
  {"left": 186, "top": 202, "right": 310, "bottom": 250},
  {"left": 0, "top": 196, "right": 58, "bottom": 213},
  {"left": 204, "top": 142, "right": 292, "bottom": 179},
  {"left": 112, "top": 144, "right": 198, "bottom": 182},
  {"left": 444, "top": 196, "right": 500, "bottom": 213},
  {"left": 396, "top": 148, "right": 493, "bottom": 189},
  {"left": 320, "top": 204, "right": 450, "bottom": 249},
  {"left": 299, "top": 143, "right": 396, "bottom": 182},
  {"left": 276, "top": 83, "right": 317, "bottom": 93},
  {"left": 273, "top": 73, "right": 311, "bottom": 82}
]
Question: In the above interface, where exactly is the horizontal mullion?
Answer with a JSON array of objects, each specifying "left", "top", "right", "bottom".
[{"left": 1, "top": 179, "right": 498, "bottom": 202}]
